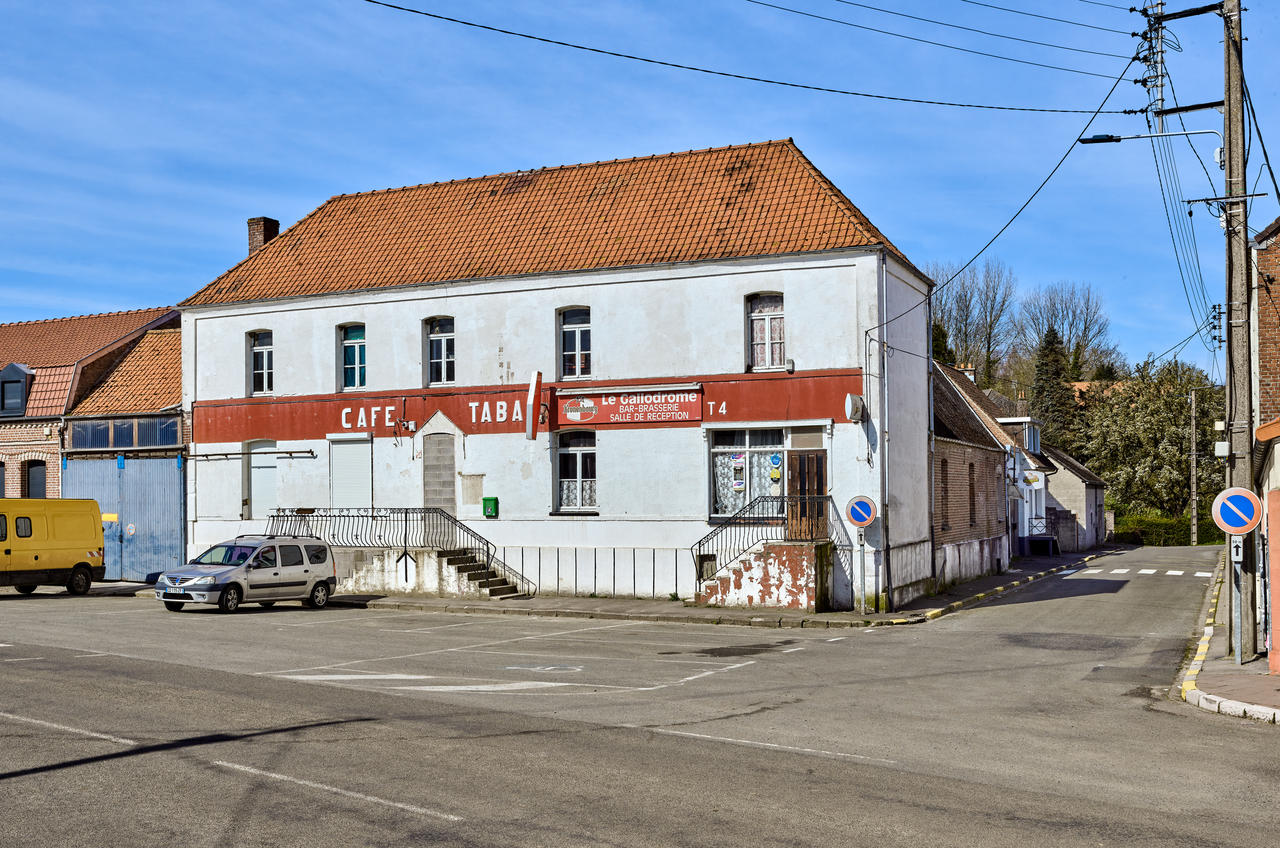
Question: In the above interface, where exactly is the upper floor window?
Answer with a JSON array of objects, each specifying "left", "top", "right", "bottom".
[
  {"left": 747, "top": 294, "right": 785, "bottom": 371},
  {"left": 556, "top": 431, "right": 596, "bottom": 512},
  {"left": 249, "top": 330, "right": 274, "bottom": 395},
  {"left": 341, "top": 324, "right": 366, "bottom": 390},
  {"left": 1, "top": 380, "right": 22, "bottom": 415},
  {"left": 425, "top": 317, "right": 455, "bottom": 385},
  {"left": 559, "top": 308, "right": 591, "bottom": 380},
  {"left": 0, "top": 363, "right": 31, "bottom": 417}
]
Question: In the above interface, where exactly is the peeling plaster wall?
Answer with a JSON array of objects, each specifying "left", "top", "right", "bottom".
[{"left": 697, "top": 541, "right": 831, "bottom": 612}]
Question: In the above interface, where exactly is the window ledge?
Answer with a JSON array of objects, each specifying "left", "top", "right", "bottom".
[{"left": 548, "top": 510, "right": 599, "bottom": 517}]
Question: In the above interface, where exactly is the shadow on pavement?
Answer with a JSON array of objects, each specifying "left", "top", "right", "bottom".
[
  {"left": 0, "top": 718, "right": 373, "bottom": 782},
  {"left": 979, "top": 577, "right": 1125, "bottom": 607}
]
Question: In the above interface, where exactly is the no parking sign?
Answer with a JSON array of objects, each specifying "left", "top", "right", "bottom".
[
  {"left": 1211, "top": 487, "right": 1262, "bottom": 536},
  {"left": 846, "top": 496, "right": 877, "bottom": 528}
]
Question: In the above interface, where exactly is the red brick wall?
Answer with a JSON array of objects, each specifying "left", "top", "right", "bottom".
[
  {"left": 934, "top": 437, "right": 1006, "bottom": 547},
  {"left": 1257, "top": 236, "right": 1280, "bottom": 424},
  {"left": 0, "top": 421, "right": 62, "bottom": 498}
]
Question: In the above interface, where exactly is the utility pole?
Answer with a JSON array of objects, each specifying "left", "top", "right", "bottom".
[
  {"left": 1223, "top": 0, "right": 1255, "bottom": 661},
  {"left": 1188, "top": 384, "right": 1216, "bottom": 546}
]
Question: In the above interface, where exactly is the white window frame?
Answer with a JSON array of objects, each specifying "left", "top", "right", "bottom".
[
  {"left": 555, "top": 430, "right": 597, "bottom": 513},
  {"left": 340, "top": 324, "right": 366, "bottom": 391},
  {"left": 248, "top": 330, "right": 274, "bottom": 396},
  {"left": 558, "top": 307, "right": 591, "bottom": 380},
  {"left": 425, "top": 317, "right": 455, "bottom": 386},
  {"left": 746, "top": 293, "right": 786, "bottom": 371}
]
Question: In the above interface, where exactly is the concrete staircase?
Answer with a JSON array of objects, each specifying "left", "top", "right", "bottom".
[{"left": 438, "top": 549, "right": 531, "bottom": 600}]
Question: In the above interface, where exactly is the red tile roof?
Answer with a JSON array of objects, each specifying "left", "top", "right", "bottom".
[
  {"left": 24, "top": 366, "right": 75, "bottom": 418},
  {"left": 0, "top": 307, "right": 175, "bottom": 369},
  {"left": 183, "top": 139, "right": 917, "bottom": 307},
  {"left": 70, "top": 330, "right": 181, "bottom": 416},
  {"left": 935, "top": 363, "right": 1018, "bottom": 450}
]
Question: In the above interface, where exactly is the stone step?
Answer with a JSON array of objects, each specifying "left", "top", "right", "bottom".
[
  {"left": 496, "top": 591, "right": 531, "bottom": 600},
  {"left": 437, "top": 549, "right": 470, "bottom": 558},
  {"left": 465, "top": 569, "right": 498, "bottom": 583},
  {"left": 477, "top": 577, "right": 510, "bottom": 590},
  {"left": 446, "top": 555, "right": 480, "bottom": 566}
]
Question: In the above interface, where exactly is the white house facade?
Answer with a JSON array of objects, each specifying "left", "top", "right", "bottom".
[{"left": 180, "top": 140, "right": 932, "bottom": 608}]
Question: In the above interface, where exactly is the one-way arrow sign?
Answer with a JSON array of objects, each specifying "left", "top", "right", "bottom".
[{"left": 1230, "top": 536, "right": 1244, "bottom": 563}]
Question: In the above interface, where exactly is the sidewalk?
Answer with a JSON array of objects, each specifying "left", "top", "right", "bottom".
[
  {"left": 322, "top": 548, "right": 1118, "bottom": 628},
  {"left": 1179, "top": 559, "right": 1280, "bottom": 724}
]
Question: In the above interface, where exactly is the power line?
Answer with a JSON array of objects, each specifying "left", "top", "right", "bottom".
[
  {"left": 359, "top": 0, "right": 1141, "bottom": 114},
  {"left": 956, "top": 0, "right": 1133, "bottom": 35},
  {"left": 822, "top": 0, "right": 1130, "bottom": 59},
  {"left": 864, "top": 56, "right": 1138, "bottom": 345},
  {"left": 1151, "top": 318, "right": 1213, "bottom": 364},
  {"left": 1164, "top": 71, "right": 1217, "bottom": 193},
  {"left": 1076, "top": 0, "right": 1134, "bottom": 10},
  {"left": 1242, "top": 74, "right": 1280, "bottom": 214},
  {"left": 747, "top": 0, "right": 1128, "bottom": 79}
]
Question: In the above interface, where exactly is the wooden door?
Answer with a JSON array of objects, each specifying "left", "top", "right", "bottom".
[{"left": 786, "top": 450, "right": 828, "bottom": 540}]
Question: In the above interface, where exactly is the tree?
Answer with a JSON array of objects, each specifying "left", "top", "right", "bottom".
[
  {"left": 932, "top": 319, "right": 956, "bottom": 365},
  {"left": 1080, "top": 359, "right": 1223, "bottom": 515},
  {"left": 1014, "top": 281, "right": 1120, "bottom": 381},
  {"left": 1030, "top": 326, "right": 1075, "bottom": 447},
  {"left": 927, "top": 257, "right": 1017, "bottom": 387}
]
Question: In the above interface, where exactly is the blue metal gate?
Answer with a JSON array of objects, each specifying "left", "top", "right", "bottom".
[{"left": 62, "top": 456, "right": 185, "bottom": 582}]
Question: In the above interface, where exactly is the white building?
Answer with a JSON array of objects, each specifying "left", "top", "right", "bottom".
[{"left": 181, "top": 140, "right": 932, "bottom": 608}]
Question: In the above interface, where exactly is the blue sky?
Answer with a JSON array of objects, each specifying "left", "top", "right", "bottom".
[{"left": 2, "top": 0, "right": 1275, "bottom": 377}]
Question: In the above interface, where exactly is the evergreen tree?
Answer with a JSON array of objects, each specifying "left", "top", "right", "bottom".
[
  {"left": 932, "top": 319, "right": 957, "bottom": 365},
  {"left": 1029, "top": 326, "right": 1075, "bottom": 446}
]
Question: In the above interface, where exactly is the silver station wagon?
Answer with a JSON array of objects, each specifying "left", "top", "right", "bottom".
[{"left": 156, "top": 535, "right": 336, "bottom": 613}]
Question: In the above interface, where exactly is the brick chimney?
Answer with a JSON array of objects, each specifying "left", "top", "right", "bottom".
[
  {"left": 247, "top": 216, "right": 280, "bottom": 255},
  {"left": 1016, "top": 390, "right": 1030, "bottom": 417},
  {"left": 957, "top": 361, "right": 977, "bottom": 382}
]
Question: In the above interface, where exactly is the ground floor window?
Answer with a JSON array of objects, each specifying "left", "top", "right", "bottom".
[
  {"left": 709, "top": 429, "right": 785, "bottom": 516},
  {"left": 23, "top": 460, "right": 46, "bottom": 498},
  {"left": 556, "top": 431, "right": 596, "bottom": 511}
]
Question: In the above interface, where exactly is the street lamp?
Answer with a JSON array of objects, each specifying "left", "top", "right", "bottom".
[{"left": 1078, "top": 129, "right": 1223, "bottom": 145}]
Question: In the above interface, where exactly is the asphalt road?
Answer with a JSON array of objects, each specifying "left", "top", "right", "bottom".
[{"left": 3, "top": 545, "right": 1276, "bottom": 847}]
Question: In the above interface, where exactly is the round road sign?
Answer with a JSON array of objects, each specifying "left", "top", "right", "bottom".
[
  {"left": 846, "top": 496, "right": 877, "bottom": 528},
  {"left": 1211, "top": 487, "right": 1262, "bottom": 536}
]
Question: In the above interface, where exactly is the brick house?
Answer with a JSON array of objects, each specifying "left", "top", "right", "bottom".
[
  {"left": 932, "top": 363, "right": 1009, "bottom": 586},
  {"left": 0, "top": 308, "right": 176, "bottom": 499},
  {"left": 1249, "top": 214, "right": 1280, "bottom": 672}
]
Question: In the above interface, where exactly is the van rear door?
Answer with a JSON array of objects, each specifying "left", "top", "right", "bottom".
[{"left": 0, "top": 513, "right": 10, "bottom": 573}]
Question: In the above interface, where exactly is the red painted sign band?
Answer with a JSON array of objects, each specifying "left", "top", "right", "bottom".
[
  {"left": 558, "top": 391, "right": 702, "bottom": 425},
  {"left": 193, "top": 370, "right": 862, "bottom": 444}
]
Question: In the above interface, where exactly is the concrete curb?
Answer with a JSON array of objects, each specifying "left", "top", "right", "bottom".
[
  {"left": 328, "top": 551, "right": 1108, "bottom": 629},
  {"left": 1178, "top": 557, "right": 1279, "bottom": 726}
]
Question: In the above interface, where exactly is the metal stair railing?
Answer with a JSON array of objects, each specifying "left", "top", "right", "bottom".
[
  {"left": 691, "top": 495, "right": 852, "bottom": 584},
  {"left": 266, "top": 507, "right": 536, "bottom": 597}
]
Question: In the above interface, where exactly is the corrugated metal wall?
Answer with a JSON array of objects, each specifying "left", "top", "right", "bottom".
[{"left": 63, "top": 456, "right": 185, "bottom": 582}]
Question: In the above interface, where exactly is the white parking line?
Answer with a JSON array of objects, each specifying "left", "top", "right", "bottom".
[
  {"left": 378, "top": 622, "right": 476, "bottom": 634},
  {"left": 0, "top": 710, "right": 139, "bottom": 746},
  {"left": 256, "top": 621, "right": 642, "bottom": 676},
  {"left": 213, "top": 761, "right": 462, "bottom": 821},
  {"left": 2, "top": 657, "right": 43, "bottom": 662},
  {"left": 781, "top": 647, "right": 804, "bottom": 653},
  {"left": 621, "top": 725, "right": 896, "bottom": 765},
  {"left": 277, "top": 612, "right": 441, "bottom": 627},
  {"left": 286, "top": 673, "right": 435, "bottom": 681},
  {"left": 393, "top": 681, "right": 570, "bottom": 693},
  {"left": 454, "top": 648, "right": 729, "bottom": 665}
]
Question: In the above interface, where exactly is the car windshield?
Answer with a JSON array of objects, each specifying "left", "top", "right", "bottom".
[{"left": 191, "top": 544, "right": 256, "bottom": 565}]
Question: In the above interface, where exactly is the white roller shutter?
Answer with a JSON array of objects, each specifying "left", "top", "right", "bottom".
[{"left": 329, "top": 438, "right": 372, "bottom": 508}]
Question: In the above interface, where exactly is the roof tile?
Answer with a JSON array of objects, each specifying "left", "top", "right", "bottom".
[
  {"left": 70, "top": 330, "right": 182, "bottom": 417},
  {"left": 183, "top": 140, "right": 918, "bottom": 308},
  {"left": 0, "top": 307, "right": 174, "bottom": 369}
]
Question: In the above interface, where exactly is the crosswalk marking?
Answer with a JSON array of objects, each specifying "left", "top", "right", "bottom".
[
  {"left": 1167, "top": 570, "right": 1184, "bottom": 576},
  {"left": 1195, "top": 571, "right": 1212, "bottom": 577},
  {"left": 1110, "top": 569, "right": 1130, "bottom": 574},
  {"left": 1069, "top": 567, "right": 1211, "bottom": 579},
  {"left": 1138, "top": 569, "right": 1157, "bottom": 574},
  {"left": 1083, "top": 568, "right": 1102, "bottom": 574}
]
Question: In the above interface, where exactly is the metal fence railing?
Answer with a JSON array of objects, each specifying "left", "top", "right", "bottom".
[
  {"left": 691, "top": 496, "right": 853, "bottom": 588},
  {"left": 266, "top": 507, "right": 535, "bottom": 597}
]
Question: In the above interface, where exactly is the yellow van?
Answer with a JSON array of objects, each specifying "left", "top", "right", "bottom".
[{"left": 0, "top": 499, "right": 106, "bottom": 595}]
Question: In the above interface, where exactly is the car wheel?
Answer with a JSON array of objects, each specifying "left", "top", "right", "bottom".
[
  {"left": 164, "top": 601, "right": 185, "bottom": 612},
  {"left": 14, "top": 584, "right": 37, "bottom": 595},
  {"left": 258, "top": 601, "right": 275, "bottom": 608},
  {"left": 66, "top": 566, "right": 92, "bottom": 596},
  {"left": 217, "top": 585, "right": 242, "bottom": 613},
  {"left": 304, "top": 581, "right": 330, "bottom": 609}
]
